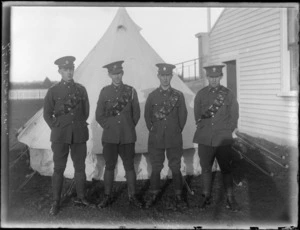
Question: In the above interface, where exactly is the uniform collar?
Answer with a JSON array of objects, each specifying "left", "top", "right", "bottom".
[
  {"left": 208, "top": 85, "right": 220, "bottom": 93},
  {"left": 159, "top": 86, "right": 172, "bottom": 94},
  {"left": 61, "top": 79, "right": 75, "bottom": 85},
  {"left": 111, "top": 82, "right": 123, "bottom": 90}
]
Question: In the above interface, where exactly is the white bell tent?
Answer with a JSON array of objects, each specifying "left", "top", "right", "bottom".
[{"left": 17, "top": 8, "right": 214, "bottom": 181}]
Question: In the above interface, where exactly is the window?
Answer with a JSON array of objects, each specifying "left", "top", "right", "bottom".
[
  {"left": 278, "top": 8, "right": 299, "bottom": 96},
  {"left": 288, "top": 8, "right": 299, "bottom": 91}
]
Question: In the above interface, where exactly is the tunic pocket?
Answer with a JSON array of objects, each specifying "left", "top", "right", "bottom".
[
  {"left": 197, "top": 121, "right": 205, "bottom": 129},
  {"left": 220, "top": 100, "right": 230, "bottom": 115}
]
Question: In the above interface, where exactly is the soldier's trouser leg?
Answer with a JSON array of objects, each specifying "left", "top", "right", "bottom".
[
  {"left": 119, "top": 143, "right": 136, "bottom": 196},
  {"left": 51, "top": 143, "right": 70, "bottom": 202},
  {"left": 198, "top": 144, "right": 216, "bottom": 197},
  {"left": 70, "top": 143, "right": 87, "bottom": 199},
  {"left": 215, "top": 145, "right": 234, "bottom": 197},
  {"left": 149, "top": 147, "right": 165, "bottom": 193},
  {"left": 102, "top": 142, "right": 119, "bottom": 195},
  {"left": 166, "top": 147, "right": 183, "bottom": 195},
  {"left": 216, "top": 145, "right": 239, "bottom": 211}
]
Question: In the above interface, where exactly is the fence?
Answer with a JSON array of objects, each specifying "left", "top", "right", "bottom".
[
  {"left": 9, "top": 89, "right": 48, "bottom": 100},
  {"left": 174, "top": 58, "right": 200, "bottom": 81}
]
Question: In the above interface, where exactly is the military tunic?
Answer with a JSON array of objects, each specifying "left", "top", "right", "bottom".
[
  {"left": 193, "top": 85, "right": 239, "bottom": 147},
  {"left": 144, "top": 86, "right": 187, "bottom": 193},
  {"left": 96, "top": 83, "right": 140, "bottom": 144},
  {"left": 144, "top": 87, "right": 187, "bottom": 149},
  {"left": 43, "top": 79, "right": 89, "bottom": 144},
  {"left": 43, "top": 79, "right": 90, "bottom": 201}
]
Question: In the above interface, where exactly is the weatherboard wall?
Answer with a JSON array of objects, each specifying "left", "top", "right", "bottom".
[{"left": 207, "top": 8, "right": 298, "bottom": 146}]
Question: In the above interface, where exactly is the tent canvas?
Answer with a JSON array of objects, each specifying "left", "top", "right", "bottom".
[{"left": 17, "top": 8, "right": 216, "bottom": 181}]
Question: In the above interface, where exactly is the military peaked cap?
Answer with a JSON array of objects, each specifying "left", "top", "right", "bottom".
[
  {"left": 156, "top": 63, "right": 176, "bottom": 75},
  {"left": 54, "top": 56, "right": 76, "bottom": 69},
  {"left": 103, "top": 60, "right": 124, "bottom": 74},
  {"left": 203, "top": 65, "right": 225, "bottom": 78}
]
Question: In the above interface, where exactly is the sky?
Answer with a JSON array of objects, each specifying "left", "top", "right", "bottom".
[{"left": 10, "top": 6, "right": 223, "bottom": 82}]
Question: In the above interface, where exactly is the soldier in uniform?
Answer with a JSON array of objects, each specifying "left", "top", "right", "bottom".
[
  {"left": 95, "top": 60, "right": 142, "bottom": 208},
  {"left": 43, "top": 56, "right": 90, "bottom": 216},
  {"left": 193, "top": 65, "right": 239, "bottom": 211},
  {"left": 144, "top": 63, "right": 188, "bottom": 210}
]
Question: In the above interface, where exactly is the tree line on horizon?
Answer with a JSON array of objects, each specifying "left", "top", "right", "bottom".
[{"left": 9, "top": 77, "right": 58, "bottom": 90}]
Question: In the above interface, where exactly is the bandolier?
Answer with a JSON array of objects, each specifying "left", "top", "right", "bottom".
[{"left": 95, "top": 60, "right": 142, "bottom": 208}]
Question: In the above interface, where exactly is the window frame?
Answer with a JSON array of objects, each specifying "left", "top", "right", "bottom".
[{"left": 277, "top": 8, "right": 299, "bottom": 97}]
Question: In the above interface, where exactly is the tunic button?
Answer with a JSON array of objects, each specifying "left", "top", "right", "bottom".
[
  {"left": 68, "top": 108, "right": 71, "bottom": 111},
  {"left": 72, "top": 121, "right": 74, "bottom": 124},
  {"left": 71, "top": 113, "right": 74, "bottom": 115},
  {"left": 212, "top": 123, "right": 214, "bottom": 125},
  {"left": 118, "top": 121, "right": 120, "bottom": 123},
  {"left": 164, "top": 118, "right": 166, "bottom": 120}
]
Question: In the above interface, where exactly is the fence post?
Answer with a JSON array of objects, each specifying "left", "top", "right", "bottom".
[{"left": 194, "top": 59, "right": 196, "bottom": 80}]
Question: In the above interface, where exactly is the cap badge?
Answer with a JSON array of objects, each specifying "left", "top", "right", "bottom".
[
  {"left": 213, "top": 67, "right": 216, "bottom": 72},
  {"left": 163, "top": 67, "right": 166, "bottom": 71},
  {"left": 113, "top": 64, "right": 117, "bottom": 69}
]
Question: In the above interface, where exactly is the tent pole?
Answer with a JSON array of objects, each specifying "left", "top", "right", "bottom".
[
  {"left": 183, "top": 176, "right": 194, "bottom": 195},
  {"left": 16, "top": 170, "right": 37, "bottom": 191},
  {"left": 9, "top": 147, "right": 29, "bottom": 169}
]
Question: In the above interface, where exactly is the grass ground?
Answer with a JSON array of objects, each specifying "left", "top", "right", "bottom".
[{"left": 3, "top": 99, "right": 298, "bottom": 229}]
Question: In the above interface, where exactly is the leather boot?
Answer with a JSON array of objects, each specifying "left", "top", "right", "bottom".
[
  {"left": 97, "top": 194, "right": 112, "bottom": 209},
  {"left": 226, "top": 195, "right": 239, "bottom": 212},
  {"left": 145, "top": 171, "right": 161, "bottom": 208},
  {"left": 199, "top": 194, "right": 212, "bottom": 210},
  {"left": 49, "top": 200, "right": 60, "bottom": 216},
  {"left": 175, "top": 193, "right": 188, "bottom": 210},
  {"left": 150, "top": 171, "right": 161, "bottom": 192},
  {"left": 49, "top": 172, "right": 63, "bottom": 216},
  {"left": 97, "top": 170, "right": 114, "bottom": 209},
  {"left": 223, "top": 173, "right": 239, "bottom": 212},
  {"left": 126, "top": 170, "right": 142, "bottom": 208},
  {"left": 73, "top": 172, "right": 90, "bottom": 206},
  {"left": 172, "top": 171, "right": 183, "bottom": 194},
  {"left": 145, "top": 191, "right": 159, "bottom": 209},
  {"left": 199, "top": 172, "right": 212, "bottom": 210},
  {"left": 52, "top": 172, "right": 64, "bottom": 203}
]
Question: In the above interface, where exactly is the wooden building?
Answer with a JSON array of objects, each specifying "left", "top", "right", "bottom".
[{"left": 195, "top": 7, "right": 299, "bottom": 146}]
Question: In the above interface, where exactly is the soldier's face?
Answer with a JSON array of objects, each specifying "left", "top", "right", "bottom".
[
  {"left": 109, "top": 72, "right": 123, "bottom": 86},
  {"left": 59, "top": 67, "right": 74, "bottom": 82},
  {"left": 158, "top": 74, "right": 172, "bottom": 88},
  {"left": 207, "top": 76, "right": 221, "bottom": 88}
]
